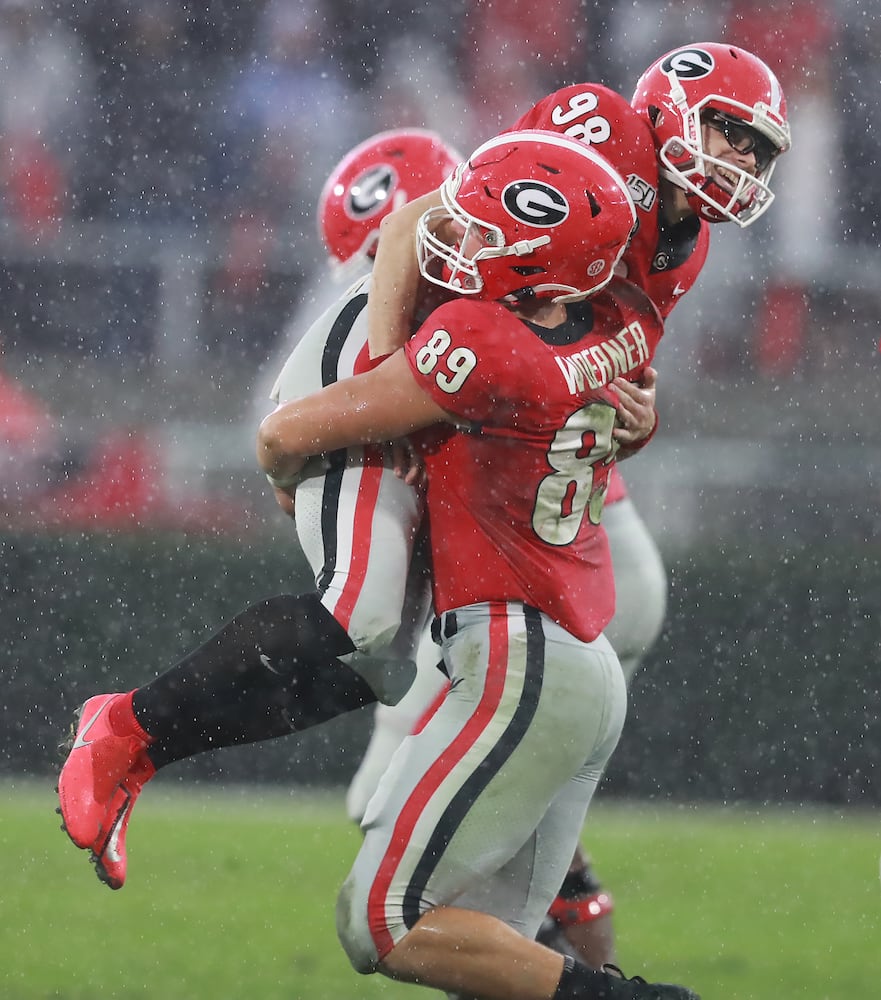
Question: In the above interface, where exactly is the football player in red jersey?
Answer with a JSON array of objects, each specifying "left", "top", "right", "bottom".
[
  {"left": 313, "top": 126, "right": 655, "bottom": 972},
  {"left": 258, "top": 130, "right": 696, "bottom": 1000},
  {"left": 361, "top": 41, "right": 791, "bottom": 968}
]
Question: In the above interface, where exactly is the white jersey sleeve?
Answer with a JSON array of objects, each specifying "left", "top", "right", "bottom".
[{"left": 270, "top": 272, "right": 373, "bottom": 405}]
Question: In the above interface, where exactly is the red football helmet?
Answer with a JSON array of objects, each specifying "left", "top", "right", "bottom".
[
  {"left": 416, "top": 130, "right": 637, "bottom": 303},
  {"left": 632, "top": 43, "right": 791, "bottom": 227},
  {"left": 318, "top": 128, "right": 461, "bottom": 266}
]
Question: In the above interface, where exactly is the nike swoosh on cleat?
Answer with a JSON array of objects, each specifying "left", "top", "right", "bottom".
[
  {"left": 103, "top": 791, "right": 133, "bottom": 863},
  {"left": 71, "top": 704, "right": 109, "bottom": 750}
]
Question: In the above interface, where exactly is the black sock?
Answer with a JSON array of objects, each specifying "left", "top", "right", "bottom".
[
  {"left": 553, "top": 956, "right": 622, "bottom": 1000},
  {"left": 132, "top": 592, "right": 376, "bottom": 769}
]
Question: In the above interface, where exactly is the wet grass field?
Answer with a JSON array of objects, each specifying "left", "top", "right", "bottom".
[{"left": 1, "top": 779, "right": 877, "bottom": 999}]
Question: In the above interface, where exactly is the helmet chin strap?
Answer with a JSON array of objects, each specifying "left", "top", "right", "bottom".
[
  {"left": 665, "top": 71, "right": 689, "bottom": 114},
  {"left": 476, "top": 235, "right": 551, "bottom": 262},
  {"left": 507, "top": 236, "right": 551, "bottom": 256}
]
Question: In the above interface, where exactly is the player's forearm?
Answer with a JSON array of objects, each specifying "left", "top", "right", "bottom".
[
  {"left": 256, "top": 354, "right": 448, "bottom": 484},
  {"left": 256, "top": 428, "right": 308, "bottom": 490},
  {"left": 367, "top": 191, "right": 440, "bottom": 359},
  {"left": 256, "top": 394, "right": 333, "bottom": 487}
]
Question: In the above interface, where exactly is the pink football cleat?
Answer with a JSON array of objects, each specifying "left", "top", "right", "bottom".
[{"left": 57, "top": 693, "right": 150, "bottom": 850}]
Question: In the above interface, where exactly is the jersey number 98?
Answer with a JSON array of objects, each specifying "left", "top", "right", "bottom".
[{"left": 550, "top": 91, "right": 612, "bottom": 145}]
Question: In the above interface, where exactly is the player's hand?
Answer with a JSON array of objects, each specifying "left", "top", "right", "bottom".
[
  {"left": 271, "top": 485, "right": 296, "bottom": 519},
  {"left": 388, "top": 439, "right": 426, "bottom": 487},
  {"left": 611, "top": 366, "right": 658, "bottom": 445}
]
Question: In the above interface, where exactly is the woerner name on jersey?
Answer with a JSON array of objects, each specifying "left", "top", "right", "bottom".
[{"left": 555, "top": 321, "right": 651, "bottom": 393}]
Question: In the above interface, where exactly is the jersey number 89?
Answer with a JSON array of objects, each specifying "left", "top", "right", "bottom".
[
  {"left": 414, "top": 329, "right": 476, "bottom": 393},
  {"left": 533, "top": 402, "right": 617, "bottom": 546}
]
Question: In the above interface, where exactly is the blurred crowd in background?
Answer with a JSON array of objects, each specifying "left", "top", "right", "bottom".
[
  {"left": 0, "top": 1, "right": 869, "bottom": 237},
  {"left": 0, "top": 0, "right": 878, "bottom": 535},
  {"left": 0, "top": 1, "right": 870, "bottom": 235}
]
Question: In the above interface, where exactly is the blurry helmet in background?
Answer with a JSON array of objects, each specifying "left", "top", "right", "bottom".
[
  {"left": 318, "top": 128, "right": 461, "bottom": 266},
  {"left": 632, "top": 43, "right": 791, "bottom": 227},
  {"left": 416, "top": 129, "right": 637, "bottom": 303}
]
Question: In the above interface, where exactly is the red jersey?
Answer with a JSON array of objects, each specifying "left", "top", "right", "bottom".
[
  {"left": 404, "top": 278, "right": 663, "bottom": 643},
  {"left": 508, "top": 83, "right": 709, "bottom": 319}
]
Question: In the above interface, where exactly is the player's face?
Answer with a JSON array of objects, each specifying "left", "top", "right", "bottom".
[
  {"left": 701, "top": 115, "right": 776, "bottom": 184},
  {"left": 445, "top": 218, "right": 495, "bottom": 291},
  {"left": 437, "top": 215, "right": 465, "bottom": 250}
]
